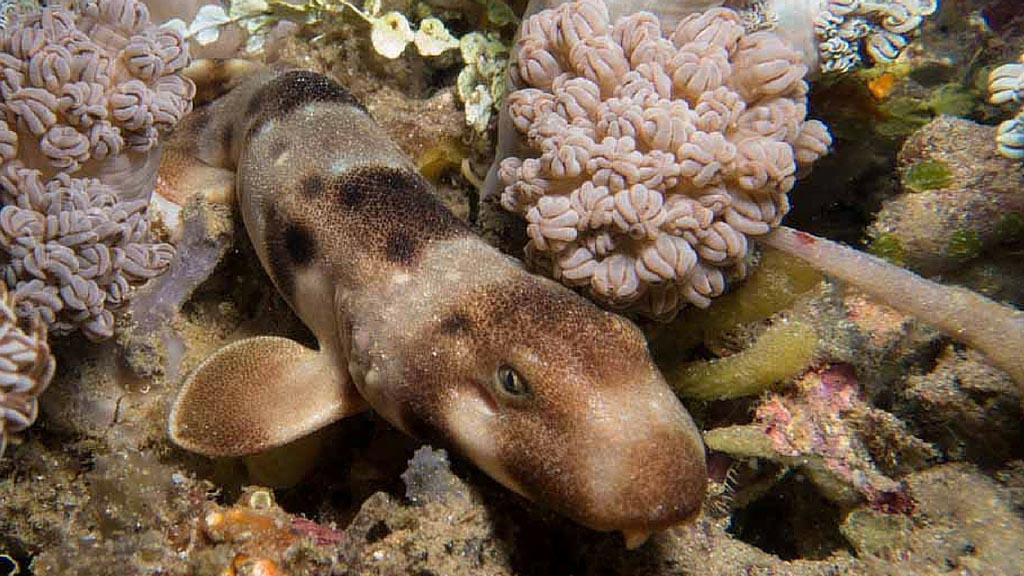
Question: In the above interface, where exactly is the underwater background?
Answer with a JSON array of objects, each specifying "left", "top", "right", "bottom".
[{"left": 1, "top": 0, "right": 1023, "bottom": 574}]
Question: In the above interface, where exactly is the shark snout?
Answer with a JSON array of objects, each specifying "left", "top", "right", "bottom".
[{"left": 577, "top": 398, "right": 707, "bottom": 536}]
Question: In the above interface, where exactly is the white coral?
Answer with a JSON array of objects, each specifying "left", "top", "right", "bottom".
[
  {"left": 988, "top": 55, "right": 1024, "bottom": 159},
  {"left": 0, "top": 0, "right": 195, "bottom": 185},
  {"left": 0, "top": 0, "right": 185, "bottom": 339},
  {"left": 0, "top": 282, "right": 54, "bottom": 458},
  {"left": 501, "top": 0, "right": 831, "bottom": 320}
]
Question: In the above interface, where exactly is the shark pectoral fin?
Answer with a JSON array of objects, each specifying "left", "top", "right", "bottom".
[{"left": 169, "top": 336, "right": 367, "bottom": 457}]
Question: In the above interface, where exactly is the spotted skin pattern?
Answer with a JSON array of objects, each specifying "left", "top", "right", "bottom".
[{"left": 167, "top": 63, "right": 707, "bottom": 545}]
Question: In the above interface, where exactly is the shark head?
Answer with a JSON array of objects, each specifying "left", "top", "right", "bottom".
[{"left": 355, "top": 274, "right": 706, "bottom": 542}]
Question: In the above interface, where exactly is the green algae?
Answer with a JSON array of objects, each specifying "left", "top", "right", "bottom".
[
  {"left": 667, "top": 320, "right": 819, "bottom": 400},
  {"left": 651, "top": 248, "right": 823, "bottom": 357},
  {"left": 874, "top": 83, "right": 981, "bottom": 139},
  {"left": 928, "top": 83, "right": 978, "bottom": 117},
  {"left": 996, "top": 213, "right": 1024, "bottom": 241},
  {"left": 947, "top": 229, "right": 983, "bottom": 260},
  {"left": 903, "top": 159, "right": 953, "bottom": 192},
  {"left": 868, "top": 232, "right": 906, "bottom": 266},
  {"left": 875, "top": 96, "right": 933, "bottom": 138}
]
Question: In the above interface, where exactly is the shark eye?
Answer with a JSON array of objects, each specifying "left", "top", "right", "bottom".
[{"left": 496, "top": 365, "right": 529, "bottom": 397}]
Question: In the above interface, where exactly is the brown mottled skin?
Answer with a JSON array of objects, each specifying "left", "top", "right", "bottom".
[{"left": 168, "top": 63, "right": 707, "bottom": 542}]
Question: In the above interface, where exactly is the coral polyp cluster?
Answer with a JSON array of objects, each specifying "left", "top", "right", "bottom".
[
  {"left": 988, "top": 53, "right": 1024, "bottom": 159},
  {"left": 498, "top": 0, "right": 831, "bottom": 319},
  {"left": 734, "top": 0, "right": 938, "bottom": 74},
  {"left": 0, "top": 0, "right": 193, "bottom": 180},
  {"left": 0, "top": 281, "right": 54, "bottom": 458},
  {"left": 0, "top": 168, "right": 174, "bottom": 339},
  {"left": 0, "top": 0, "right": 192, "bottom": 339}
]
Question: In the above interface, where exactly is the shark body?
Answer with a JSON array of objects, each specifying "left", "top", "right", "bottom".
[{"left": 166, "top": 64, "right": 706, "bottom": 544}]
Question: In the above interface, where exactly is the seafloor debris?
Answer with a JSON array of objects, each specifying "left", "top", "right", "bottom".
[
  {"left": 0, "top": 0, "right": 193, "bottom": 339},
  {"left": 988, "top": 51, "right": 1024, "bottom": 159},
  {"left": 897, "top": 344, "right": 1022, "bottom": 467},
  {"left": 197, "top": 487, "right": 344, "bottom": 576},
  {"left": 497, "top": 0, "right": 831, "bottom": 319},
  {"left": 120, "top": 196, "right": 233, "bottom": 380},
  {"left": 840, "top": 463, "right": 1024, "bottom": 574},
  {"left": 401, "top": 446, "right": 470, "bottom": 505},
  {"left": 0, "top": 281, "right": 53, "bottom": 458}
]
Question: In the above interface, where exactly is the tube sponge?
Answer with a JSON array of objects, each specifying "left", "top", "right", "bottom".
[{"left": 667, "top": 318, "right": 818, "bottom": 400}]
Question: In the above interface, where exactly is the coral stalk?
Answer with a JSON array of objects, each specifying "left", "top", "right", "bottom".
[{"left": 760, "top": 226, "right": 1024, "bottom": 389}]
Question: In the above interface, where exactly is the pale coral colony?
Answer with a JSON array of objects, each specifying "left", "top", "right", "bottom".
[
  {"left": 499, "top": 1, "right": 832, "bottom": 320},
  {"left": 495, "top": 0, "right": 942, "bottom": 321},
  {"left": 0, "top": 0, "right": 191, "bottom": 341},
  {"left": 989, "top": 52, "right": 1024, "bottom": 159},
  {"left": 0, "top": 281, "right": 54, "bottom": 459}
]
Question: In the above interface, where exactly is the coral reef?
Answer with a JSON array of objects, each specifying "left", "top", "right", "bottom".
[
  {"left": 2, "top": 1, "right": 1022, "bottom": 574},
  {"left": 496, "top": 0, "right": 831, "bottom": 319},
  {"left": 0, "top": 169, "right": 175, "bottom": 340},
  {"left": 988, "top": 50, "right": 1024, "bottom": 158},
  {"left": 0, "top": 0, "right": 193, "bottom": 339},
  {"left": 0, "top": 281, "right": 53, "bottom": 458},
  {"left": 731, "top": 0, "right": 938, "bottom": 74},
  {"left": 868, "top": 116, "right": 1024, "bottom": 275}
]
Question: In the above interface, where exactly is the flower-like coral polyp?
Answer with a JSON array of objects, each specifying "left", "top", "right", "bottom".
[
  {"left": 988, "top": 54, "right": 1024, "bottom": 159},
  {"left": 499, "top": 0, "right": 831, "bottom": 320},
  {"left": 0, "top": 0, "right": 190, "bottom": 338},
  {"left": 0, "top": 281, "right": 54, "bottom": 458}
]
